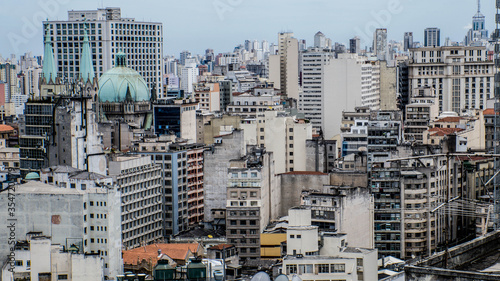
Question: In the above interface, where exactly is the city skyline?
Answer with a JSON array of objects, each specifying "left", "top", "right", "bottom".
[{"left": 0, "top": 0, "right": 495, "bottom": 58}]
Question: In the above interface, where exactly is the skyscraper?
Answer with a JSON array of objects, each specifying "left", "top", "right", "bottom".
[
  {"left": 314, "top": 31, "right": 327, "bottom": 49},
  {"left": 373, "top": 28, "right": 388, "bottom": 61},
  {"left": 269, "top": 32, "right": 299, "bottom": 100},
  {"left": 44, "top": 7, "right": 164, "bottom": 97},
  {"left": 465, "top": 0, "right": 488, "bottom": 45},
  {"left": 349, "top": 37, "right": 361, "bottom": 54},
  {"left": 404, "top": 32, "right": 414, "bottom": 51},
  {"left": 424, "top": 27, "right": 441, "bottom": 47}
]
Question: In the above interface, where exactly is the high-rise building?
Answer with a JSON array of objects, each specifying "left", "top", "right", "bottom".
[
  {"left": 465, "top": 0, "right": 489, "bottom": 46},
  {"left": 404, "top": 32, "right": 414, "bottom": 51},
  {"left": 314, "top": 31, "right": 327, "bottom": 49},
  {"left": 373, "top": 28, "right": 388, "bottom": 61},
  {"left": 408, "top": 46, "right": 494, "bottom": 113},
  {"left": 269, "top": 32, "right": 299, "bottom": 100},
  {"left": 226, "top": 148, "right": 278, "bottom": 261},
  {"left": 424, "top": 28, "right": 441, "bottom": 47},
  {"left": 108, "top": 155, "right": 163, "bottom": 249},
  {"left": 44, "top": 7, "right": 164, "bottom": 97},
  {"left": 349, "top": 37, "right": 361, "bottom": 54},
  {"left": 181, "top": 59, "right": 199, "bottom": 95},
  {"left": 180, "top": 50, "right": 191, "bottom": 66}
]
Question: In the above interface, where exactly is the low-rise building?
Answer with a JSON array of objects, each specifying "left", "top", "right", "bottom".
[
  {"left": 282, "top": 208, "right": 377, "bottom": 281},
  {"left": 1, "top": 233, "right": 103, "bottom": 281}
]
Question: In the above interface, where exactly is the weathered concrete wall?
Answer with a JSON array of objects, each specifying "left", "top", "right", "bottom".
[
  {"left": 330, "top": 171, "right": 368, "bottom": 187},
  {"left": 279, "top": 173, "right": 330, "bottom": 217},
  {"left": 204, "top": 130, "right": 245, "bottom": 222}
]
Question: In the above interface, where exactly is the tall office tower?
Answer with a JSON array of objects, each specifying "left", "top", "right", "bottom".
[
  {"left": 245, "top": 40, "right": 252, "bottom": 52},
  {"left": 219, "top": 80, "right": 233, "bottom": 111},
  {"left": 314, "top": 31, "right": 327, "bottom": 48},
  {"left": 252, "top": 40, "right": 260, "bottom": 52},
  {"left": 180, "top": 59, "right": 199, "bottom": 95},
  {"left": 108, "top": 155, "right": 163, "bottom": 248},
  {"left": 298, "top": 39, "right": 307, "bottom": 52},
  {"left": 349, "top": 37, "right": 361, "bottom": 54},
  {"left": 225, "top": 148, "right": 278, "bottom": 261},
  {"left": 373, "top": 28, "right": 388, "bottom": 61},
  {"left": 163, "top": 56, "right": 178, "bottom": 75},
  {"left": 299, "top": 51, "right": 379, "bottom": 139},
  {"left": 0, "top": 181, "right": 123, "bottom": 279},
  {"left": 465, "top": 0, "right": 489, "bottom": 46},
  {"left": 0, "top": 63, "right": 18, "bottom": 103},
  {"left": 269, "top": 32, "right": 299, "bottom": 100},
  {"left": 424, "top": 28, "right": 441, "bottom": 47},
  {"left": 44, "top": 7, "right": 164, "bottom": 97},
  {"left": 262, "top": 40, "right": 270, "bottom": 53},
  {"left": 180, "top": 50, "right": 191, "bottom": 66},
  {"left": 404, "top": 32, "right": 414, "bottom": 51},
  {"left": 408, "top": 46, "right": 494, "bottom": 113}
]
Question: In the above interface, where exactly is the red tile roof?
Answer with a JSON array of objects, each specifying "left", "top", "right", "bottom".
[
  {"left": 122, "top": 243, "right": 199, "bottom": 266},
  {"left": 208, "top": 244, "right": 235, "bottom": 250},
  {"left": 428, "top": 127, "right": 464, "bottom": 136},
  {"left": 484, "top": 109, "right": 499, "bottom": 115},
  {"left": 435, "top": 117, "right": 463, "bottom": 123},
  {"left": 0, "top": 125, "right": 14, "bottom": 132}
]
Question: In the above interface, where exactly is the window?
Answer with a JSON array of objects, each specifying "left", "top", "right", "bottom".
[
  {"left": 286, "top": 265, "right": 297, "bottom": 275},
  {"left": 357, "top": 258, "right": 363, "bottom": 266},
  {"left": 299, "top": 264, "right": 313, "bottom": 274},
  {"left": 297, "top": 235, "right": 301, "bottom": 239},
  {"left": 290, "top": 235, "right": 295, "bottom": 239},
  {"left": 318, "top": 264, "right": 329, "bottom": 273},
  {"left": 15, "top": 260, "right": 23, "bottom": 266},
  {"left": 332, "top": 264, "right": 346, "bottom": 273},
  {"left": 58, "top": 275, "right": 68, "bottom": 280}
]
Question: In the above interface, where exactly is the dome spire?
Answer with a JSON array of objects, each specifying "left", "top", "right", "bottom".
[
  {"left": 80, "top": 22, "right": 95, "bottom": 83},
  {"left": 42, "top": 24, "right": 57, "bottom": 84}
]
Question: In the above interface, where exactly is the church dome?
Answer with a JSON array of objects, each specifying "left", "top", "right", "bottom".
[{"left": 98, "top": 52, "right": 150, "bottom": 103}]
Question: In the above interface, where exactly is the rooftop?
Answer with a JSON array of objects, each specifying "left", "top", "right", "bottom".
[{"left": 122, "top": 243, "right": 199, "bottom": 266}]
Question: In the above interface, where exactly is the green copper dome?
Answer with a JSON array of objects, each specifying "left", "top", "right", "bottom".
[
  {"left": 98, "top": 52, "right": 150, "bottom": 102},
  {"left": 25, "top": 172, "right": 40, "bottom": 180}
]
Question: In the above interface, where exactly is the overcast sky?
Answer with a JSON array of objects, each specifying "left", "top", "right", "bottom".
[{"left": 0, "top": 0, "right": 496, "bottom": 58}]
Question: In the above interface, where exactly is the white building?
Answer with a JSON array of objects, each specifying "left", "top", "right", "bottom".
[
  {"left": 1, "top": 234, "right": 103, "bottom": 281},
  {"left": 108, "top": 155, "right": 163, "bottom": 249},
  {"left": 300, "top": 51, "right": 378, "bottom": 139},
  {"left": 240, "top": 110, "right": 313, "bottom": 174},
  {"left": 44, "top": 7, "right": 164, "bottom": 97},
  {"left": 282, "top": 208, "right": 377, "bottom": 281},
  {"left": 0, "top": 181, "right": 122, "bottom": 280},
  {"left": 408, "top": 46, "right": 494, "bottom": 113},
  {"left": 269, "top": 32, "right": 299, "bottom": 100},
  {"left": 181, "top": 59, "right": 199, "bottom": 95}
]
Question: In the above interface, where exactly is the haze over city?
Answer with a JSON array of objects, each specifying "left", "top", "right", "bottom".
[{"left": 0, "top": 0, "right": 495, "bottom": 56}]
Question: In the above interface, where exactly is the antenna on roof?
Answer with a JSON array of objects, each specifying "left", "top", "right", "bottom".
[{"left": 478, "top": 0, "right": 481, "bottom": 13}]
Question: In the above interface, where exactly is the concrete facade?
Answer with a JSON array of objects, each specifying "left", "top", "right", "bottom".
[
  {"left": 108, "top": 155, "right": 163, "bottom": 248},
  {"left": 0, "top": 181, "right": 122, "bottom": 279}
]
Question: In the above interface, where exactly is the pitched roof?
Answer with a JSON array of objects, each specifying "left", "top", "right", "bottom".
[
  {"left": 483, "top": 108, "right": 498, "bottom": 115},
  {"left": 122, "top": 243, "right": 199, "bottom": 266},
  {"left": 428, "top": 127, "right": 464, "bottom": 136},
  {"left": 208, "top": 244, "right": 235, "bottom": 251},
  {"left": 0, "top": 124, "right": 15, "bottom": 132},
  {"left": 435, "top": 117, "right": 463, "bottom": 123}
]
